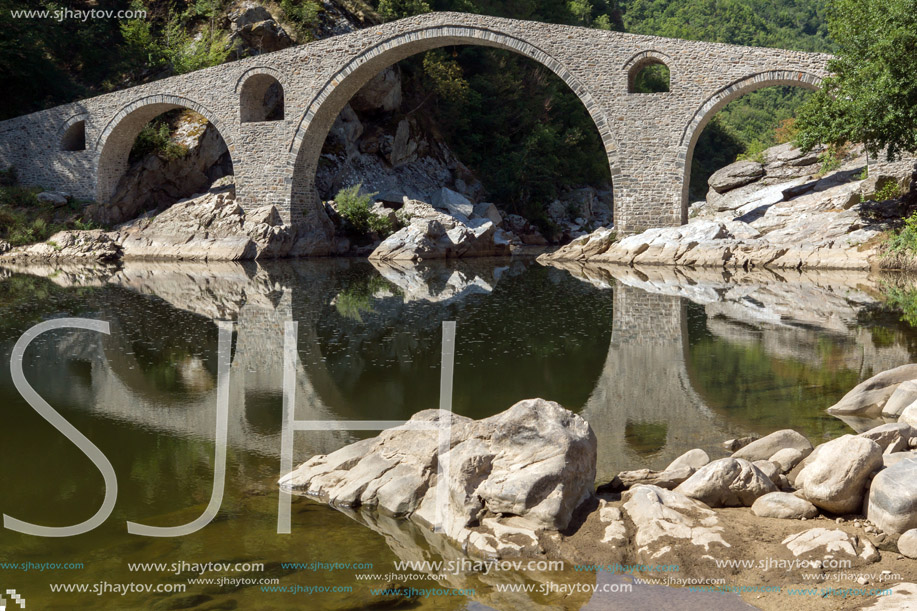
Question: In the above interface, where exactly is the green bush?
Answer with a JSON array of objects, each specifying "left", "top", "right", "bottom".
[
  {"left": 874, "top": 180, "right": 902, "bottom": 202},
  {"left": 130, "top": 119, "right": 188, "bottom": 163},
  {"left": 335, "top": 184, "right": 392, "bottom": 237},
  {"left": 884, "top": 211, "right": 917, "bottom": 256}
]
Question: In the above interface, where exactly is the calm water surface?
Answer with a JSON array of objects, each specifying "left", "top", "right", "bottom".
[{"left": 0, "top": 258, "right": 913, "bottom": 609}]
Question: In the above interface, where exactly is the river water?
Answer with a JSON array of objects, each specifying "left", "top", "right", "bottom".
[{"left": 0, "top": 258, "right": 914, "bottom": 609}]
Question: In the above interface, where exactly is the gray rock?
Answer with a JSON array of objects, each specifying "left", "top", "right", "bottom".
[
  {"left": 752, "top": 492, "right": 819, "bottom": 519},
  {"left": 431, "top": 187, "right": 474, "bottom": 219},
  {"left": 732, "top": 429, "right": 813, "bottom": 462},
  {"left": 473, "top": 202, "right": 503, "bottom": 226},
  {"left": 350, "top": 66, "right": 402, "bottom": 113},
  {"left": 675, "top": 457, "right": 777, "bottom": 507},
  {"left": 752, "top": 460, "right": 780, "bottom": 481},
  {"left": 708, "top": 160, "right": 765, "bottom": 193},
  {"left": 666, "top": 448, "right": 710, "bottom": 472},
  {"left": 898, "top": 529, "right": 917, "bottom": 559},
  {"left": 36, "top": 191, "right": 69, "bottom": 206},
  {"left": 827, "top": 365, "right": 917, "bottom": 417},
  {"left": 901, "top": 403, "right": 917, "bottom": 429},
  {"left": 770, "top": 448, "right": 806, "bottom": 474},
  {"left": 609, "top": 466, "right": 694, "bottom": 491},
  {"left": 867, "top": 457, "right": 917, "bottom": 535},
  {"left": 860, "top": 423, "right": 915, "bottom": 453},
  {"left": 882, "top": 380, "right": 917, "bottom": 418},
  {"left": 884, "top": 451, "right": 917, "bottom": 468},
  {"left": 796, "top": 435, "right": 883, "bottom": 514}
]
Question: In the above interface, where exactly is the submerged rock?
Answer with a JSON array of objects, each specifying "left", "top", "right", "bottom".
[{"left": 827, "top": 364, "right": 917, "bottom": 417}]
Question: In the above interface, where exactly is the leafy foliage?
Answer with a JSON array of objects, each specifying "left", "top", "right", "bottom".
[
  {"left": 335, "top": 184, "right": 393, "bottom": 236},
  {"left": 794, "top": 0, "right": 917, "bottom": 161},
  {"left": 884, "top": 211, "right": 917, "bottom": 256},
  {"left": 129, "top": 112, "right": 190, "bottom": 162},
  {"left": 631, "top": 63, "right": 670, "bottom": 92}
]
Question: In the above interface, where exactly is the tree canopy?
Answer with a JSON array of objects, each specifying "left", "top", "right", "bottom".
[{"left": 794, "top": 0, "right": 917, "bottom": 160}]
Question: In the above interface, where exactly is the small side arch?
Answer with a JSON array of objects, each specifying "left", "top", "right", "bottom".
[
  {"left": 677, "top": 70, "right": 823, "bottom": 221},
  {"left": 95, "top": 95, "right": 236, "bottom": 204},
  {"left": 60, "top": 113, "right": 89, "bottom": 151},
  {"left": 624, "top": 50, "right": 672, "bottom": 93},
  {"left": 237, "top": 67, "right": 286, "bottom": 123}
]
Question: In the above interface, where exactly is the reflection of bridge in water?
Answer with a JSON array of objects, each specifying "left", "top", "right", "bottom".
[{"left": 9, "top": 260, "right": 913, "bottom": 482}]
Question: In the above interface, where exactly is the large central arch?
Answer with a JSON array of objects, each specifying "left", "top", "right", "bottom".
[
  {"left": 677, "top": 70, "right": 823, "bottom": 221},
  {"left": 286, "top": 24, "right": 622, "bottom": 226}
]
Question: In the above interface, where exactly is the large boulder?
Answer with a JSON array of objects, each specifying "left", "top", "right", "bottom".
[
  {"left": 751, "top": 492, "right": 818, "bottom": 519},
  {"left": 708, "top": 160, "right": 765, "bottom": 194},
  {"left": 795, "top": 435, "right": 883, "bottom": 514},
  {"left": 827, "top": 365, "right": 917, "bottom": 416},
  {"left": 280, "top": 399, "right": 597, "bottom": 556},
  {"left": 674, "top": 457, "right": 777, "bottom": 507},
  {"left": 867, "top": 457, "right": 917, "bottom": 535},
  {"left": 731, "top": 429, "right": 813, "bottom": 462}
]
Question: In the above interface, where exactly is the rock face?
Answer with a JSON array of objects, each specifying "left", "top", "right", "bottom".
[
  {"left": 674, "top": 458, "right": 777, "bottom": 507},
  {"left": 751, "top": 492, "right": 819, "bottom": 519},
  {"left": 783, "top": 528, "right": 879, "bottom": 562},
  {"left": 280, "top": 399, "right": 597, "bottom": 557},
  {"left": 867, "top": 457, "right": 917, "bottom": 535},
  {"left": 795, "top": 435, "right": 883, "bottom": 514},
  {"left": 621, "top": 485, "right": 730, "bottom": 564},
  {"left": 732, "top": 429, "right": 813, "bottom": 462},
  {"left": 539, "top": 142, "right": 916, "bottom": 270},
  {"left": 827, "top": 364, "right": 917, "bottom": 417}
]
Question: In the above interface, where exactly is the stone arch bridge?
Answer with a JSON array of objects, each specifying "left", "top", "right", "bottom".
[{"left": 0, "top": 11, "right": 830, "bottom": 243}]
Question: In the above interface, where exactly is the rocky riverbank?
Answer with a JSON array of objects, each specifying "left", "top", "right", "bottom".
[
  {"left": 540, "top": 144, "right": 917, "bottom": 270},
  {"left": 280, "top": 376, "right": 917, "bottom": 610}
]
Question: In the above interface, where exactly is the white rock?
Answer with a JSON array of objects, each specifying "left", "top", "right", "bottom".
[
  {"left": 899, "top": 529, "right": 917, "bottom": 559},
  {"left": 752, "top": 492, "right": 819, "bottom": 519},
  {"left": 732, "top": 429, "right": 813, "bottom": 462},
  {"left": 783, "top": 528, "right": 879, "bottom": 562},
  {"left": 675, "top": 458, "right": 777, "bottom": 507},
  {"left": 796, "top": 435, "right": 883, "bottom": 514}
]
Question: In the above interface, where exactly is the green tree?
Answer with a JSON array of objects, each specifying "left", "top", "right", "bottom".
[
  {"left": 794, "top": 0, "right": 917, "bottom": 161},
  {"left": 378, "top": 0, "right": 431, "bottom": 20}
]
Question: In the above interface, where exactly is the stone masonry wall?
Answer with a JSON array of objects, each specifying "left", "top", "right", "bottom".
[{"left": 0, "top": 11, "right": 830, "bottom": 239}]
